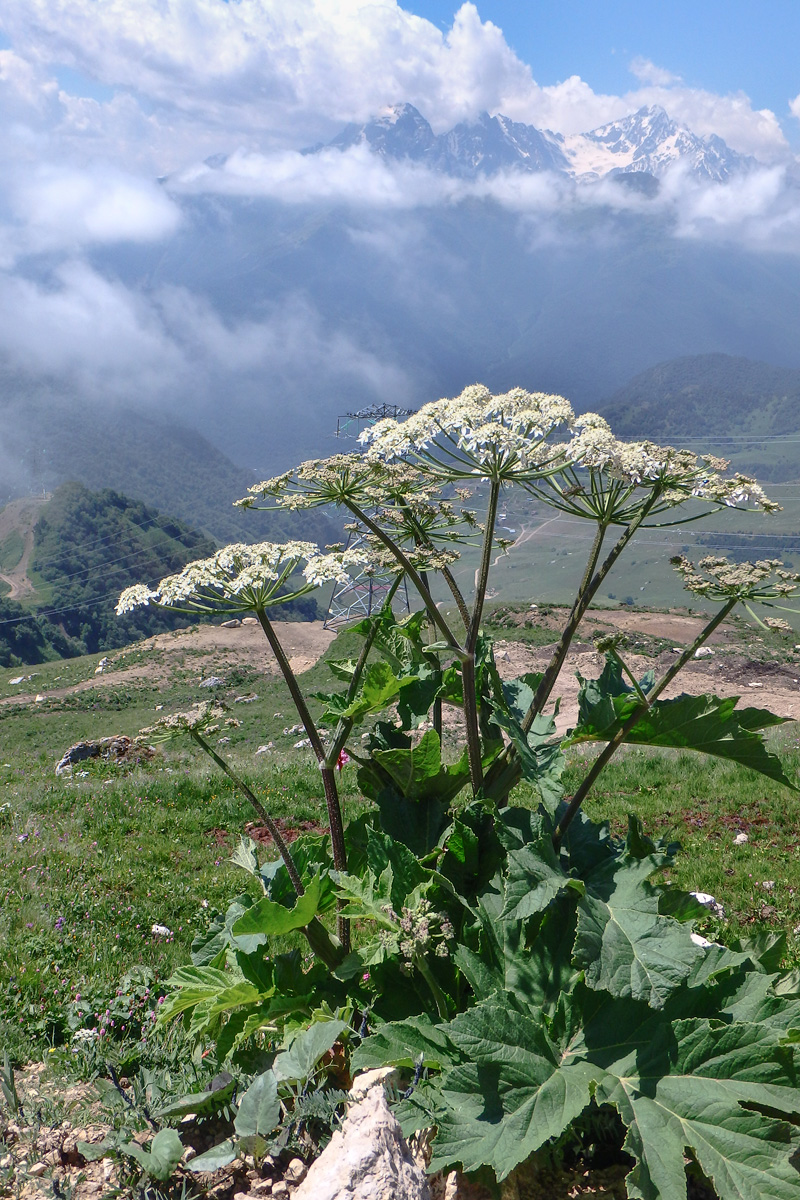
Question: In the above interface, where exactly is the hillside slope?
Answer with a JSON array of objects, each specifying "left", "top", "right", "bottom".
[{"left": 600, "top": 354, "right": 800, "bottom": 481}]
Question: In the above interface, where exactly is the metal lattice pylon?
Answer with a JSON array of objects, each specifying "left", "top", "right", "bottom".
[
  {"left": 324, "top": 402, "right": 417, "bottom": 629},
  {"left": 323, "top": 527, "right": 411, "bottom": 630}
]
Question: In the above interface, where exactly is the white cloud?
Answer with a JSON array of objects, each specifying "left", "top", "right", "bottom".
[
  {"left": 1, "top": 0, "right": 787, "bottom": 170},
  {"left": 628, "top": 57, "right": 682, "bottom": 88},
  {"left": 10, "top": 164, "right": 181, "bottom": 253}
]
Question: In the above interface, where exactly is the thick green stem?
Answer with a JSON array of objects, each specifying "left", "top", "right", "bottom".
[
  {"left": 553, "top": 596, "right": 738, "bottom": 850},
  {"left": 255, "top": 609, "right": 350, "bottom": 951},
  {"left": 442, "top": 564, "right": 471, "bottom": 634},
  {"left": 343, "top": 501, "right": 464, "bottom": 657},
  {"left": 321, "top": 766, "right": 350, "bottom": 953},
  {"left": 462, "top": 480, "right": 501, "bottom": 794}
]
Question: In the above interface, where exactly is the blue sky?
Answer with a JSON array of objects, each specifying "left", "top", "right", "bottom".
[{"left": 406, "top": 1, "right": 800, "bottom": 129}]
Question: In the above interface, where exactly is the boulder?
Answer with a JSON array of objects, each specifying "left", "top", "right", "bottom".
[
  {"left": 55, "top": 736, "right": 155, "bottom": 776},
  {"left": 293, "top": 1071, "right": 430, "bottom": 1200}
]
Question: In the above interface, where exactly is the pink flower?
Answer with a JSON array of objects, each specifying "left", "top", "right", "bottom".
[{"left": 336, "top": 750, "right": 351, "bottom": 772}]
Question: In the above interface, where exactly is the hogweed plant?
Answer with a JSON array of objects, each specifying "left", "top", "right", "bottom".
[{"left": 119, "top": 387, "right": 800, "bottom": 1199}]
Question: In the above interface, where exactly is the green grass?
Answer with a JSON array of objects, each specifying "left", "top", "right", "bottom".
[
  {"left": 0, "top": 531, "right": 23, "bottom": 573},
  {"left": 1, "top": 612, "right": 800, "bottom": 1068},
  {"left": 563, "top": 732, "right": 800, "bottom": 953}
]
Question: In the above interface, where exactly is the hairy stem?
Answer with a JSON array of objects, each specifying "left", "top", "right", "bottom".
[
  {"left": 255, "top": 609, "right": 350, "bottom": 949},
  {"left": 256, "top": 610, "right": 326, "bottom": 760},
  {"left": 553, "top": 596, "right": 738, "bottom": 850}
]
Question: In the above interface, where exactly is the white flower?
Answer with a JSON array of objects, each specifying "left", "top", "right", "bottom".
[
  {"left": 358, "top": 384, "right": 574, "bottom": 481},
  {"left": 117, "top": 540, "right": 377, "bottom": 617}
]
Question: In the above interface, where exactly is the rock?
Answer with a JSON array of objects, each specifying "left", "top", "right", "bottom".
[
  {"left": 151, "top": 923, "right": 172, "bottom": 936},
  {"left": 255, "top": 744, "right": 274, "bottom": 755},
  {"left": 690, "top": 891, "right": 725, "bottom": 918},
  {"left": 28, "top": 1163, "right": 47, "bottom": 1178},
  {"left": 221, "top": 620, "right": 242, "bottom": 628},
  {"left": 272, "top": 1184, "right": 289, "bottom": 1198},
  {"left": 0, "top": 1154, "right": 12, "bottom": 1169},
  {"left": 242, "top": 617, "right": 258, "bottom": 625},
  {"left": 55, "top": 735, "right": 155, "bottom": 775},
  {"left": 234, "top": 694, "right": 259, "bottom": 704},
  {"left": 199, "top": 676, "right": 225, "bottom": 688},
  {"left": 350, "top": 1068, "right": 399, "bottom": 1100},
  {"left": 293, "top": 1077, "right": 430, "bottom": 1200},
  {"left": 733, "top": 831, "right": 749, "bottom": 845},
  {"left": 285, "top": 1159, "right": 307, "bottom": 1184},
  {"left": 250, "top": 1181, "right": 273, "bottom": 1196},
  {"left": 694, "top": 647, "right": 714, "bottom": 658},
  {"left": 183, "top": 1148, "right": 198, "bottom": 1163}
]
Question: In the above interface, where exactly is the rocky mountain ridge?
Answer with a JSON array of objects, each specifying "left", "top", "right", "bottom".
[{"left": 322, "top": 102, "right": 751, "bottom": 184}]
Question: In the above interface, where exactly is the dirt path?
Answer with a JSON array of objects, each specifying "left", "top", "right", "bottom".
[
  {"left": 0, "top": 495, "right": 47, "bottom": 600},
  {"left": 1, "top": 619, "right": 337, "bottom": 708}
]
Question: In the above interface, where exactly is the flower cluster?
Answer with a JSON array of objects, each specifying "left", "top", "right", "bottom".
[
  {"left": 532, "top": 411, "right": 779, "bottom": 523},
  {"left": 140, "top": 702, "right": 226, "bottom": 741},
  {"left": 378, "top": 897, "right": 456, "bottom": 963},
  {"left": 671, "top": 555, "right": 800, "bottom": 605},
  {"left": 359, "top": 384, "right": 574, "bottom": 482},
  {"left": 237, "top": 454, "right": 382, "bottom": 511},
  {"left": 117, "top": 540, "right": 374, "bottom": 616}
]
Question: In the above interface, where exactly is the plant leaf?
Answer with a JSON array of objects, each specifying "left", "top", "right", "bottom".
[
  {"left": 428, "top": 999, "right": 596, "bottom": 1179},
  {"left": 273, "top": 1018, "right": 347, "bottom": 1083},
  {"left": 231, "top": 874, "right": 324, "bottom": 938},
  {"left": 120, "top": 1129, "right": 184, "bottom": 1182},
  {"left": 234, "top": 1070, "right": 280, "bottom": 1139},
  {"left": 574, "top": 844, "right": 702, "bottom": 1009},
  {"left": 572, "top": 688, "right": 796, "bottom": 790},
  {"left": 185, "top": 1139, "right": 237, "bottom": 1173}
]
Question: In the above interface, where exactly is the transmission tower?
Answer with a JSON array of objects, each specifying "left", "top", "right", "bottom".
[{"left": 324, "top": 403, "right": 417, "bottom": 630}]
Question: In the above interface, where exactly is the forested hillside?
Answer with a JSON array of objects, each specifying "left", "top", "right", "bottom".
[
  {"left": 602, "top": 354, "right": 800, "bottom": 445},
  {"left": 0, "top": 482, "right": 321, "bottom": 666}
]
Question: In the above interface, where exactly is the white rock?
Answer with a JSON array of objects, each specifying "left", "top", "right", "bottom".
[
  {"left": 690, "top": 890, "right": 725, "bottom": 918},
  {"left": 694, "top": 647, "right": 714, "bottom": 658},
  {"left": 733, "top": 832, "right": 749, "bottom": 845},
  {"left": 242, "top": 617, "right": 258, "bottom": 625},
  {"left": 255, "top": 744, "right": 274, "bottom": 755},
  {"left": 761, "top": 880, "right": 776, "bottom": 891},
  {"left": 293, "top": 1079, "right": 430, "bottom": 1200},
  {"left": 28, "top": 1163, "right": 47, "bottom": 1178},
  {"left": 151, "top": 924, "right": 172, "bottom": 937},
  {"left": 747, "top": 682, "right": 763, "bottom": 688},
  {"left": 221, "top": 619, "right": 242, "bottom": 628},
  {"left": 350, "top": 1068, "right": 399, "bottom": 1100}
]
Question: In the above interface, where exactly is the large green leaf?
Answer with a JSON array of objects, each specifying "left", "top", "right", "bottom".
[
  {"left": 273, "top": 1018, "right": 347, "bottom": 1083},
  {"left": 572, "top": 684, "right": 796, "bottom": 790},
  {"left": 231, "top": 874, "right": 324, "bottom": 938},
  {"left": 369, "top": 731, "right": 471, "bottom": 855},
  {"left": 427, "top": 1000, "right": 596, "bottom": 1179},
  {"left": 158, "top": 965, "right": 243, "bottom": 1022},
  {"left": 234, "top": 1069, "right": 280, "bottom": 1142},
  {"left": 352, "top": 1013, "right": 458, "bottom": 1072},
  {"left": 574, "top": 822, "right": 702, "bottom": 1009},
  {"left": 592, "top": 1015, "right": 800, "bottom": 1200}
]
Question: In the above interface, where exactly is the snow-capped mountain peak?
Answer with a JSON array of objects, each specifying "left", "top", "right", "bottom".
[
  {"left": 319, "top": 102, "right": 752, "bottom": 185},
  {"left": 563, "top": 106, "right": 749, "bottom": 182}
]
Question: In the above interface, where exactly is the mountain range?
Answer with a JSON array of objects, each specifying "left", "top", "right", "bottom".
[{"left": 322, "top": 102, "right": 751, "bottom": 184}]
